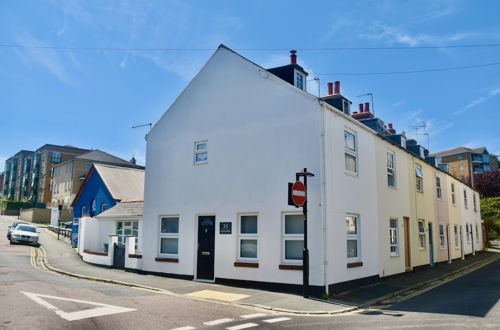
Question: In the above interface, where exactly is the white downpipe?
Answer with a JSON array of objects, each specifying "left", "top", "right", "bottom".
[{"left": 319, "top": 102, "right": 328, "bottom": 295}]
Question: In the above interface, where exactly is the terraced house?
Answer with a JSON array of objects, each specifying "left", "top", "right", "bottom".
[{"left": 87, "top": 45, "right": 483, "bottom": 295}]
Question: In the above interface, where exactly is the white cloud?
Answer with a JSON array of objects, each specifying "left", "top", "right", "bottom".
[
  {"left": 13, "top": 33, "right": 71, "bottom": 82},
  {"left": 455, "top": 87, "right": 500, "bottom": 114}
]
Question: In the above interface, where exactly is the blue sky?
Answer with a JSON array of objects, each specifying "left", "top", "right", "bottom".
[{"left": 1, "top": 0, "right": 499, "bottom": 171}]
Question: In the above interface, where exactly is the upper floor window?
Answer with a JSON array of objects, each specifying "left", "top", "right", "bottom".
[
  {"left": 463, "top": 189, "right": 468, "bottom": 209},
  {"left": 473, "top": 194, "right": 477, "bottom": 212},
  {"left": 458, "top": 164, "right": 464, "bottom": 171},
  {"left": 451, "top": 183, "right": 456, "bottom": 204},
  {"left": 435, "top": 176, "right": 442, "bottom": 200},
  {"left": 387, "top": 151, "right": 396, "bottom": 188},
  {"left": 52, "top": 152, "right": 61, "bottom": 163},
  {"left": 344, "top": 130, "right": 358, "bottom": 175},
  {"left": 194, "top": 141, "right": 208, "bottom": 164},
  {"left": 295, "top": 71, "right": 305, "bottom": 91},
  {"left": 81, "top": 205, "right": 87, "bottom": 216},
  {"left": 415, "top": 165, "right": 423, "bottom": 192},
  {"left": 101, "top": 203, "right": 107, "bottom": 213},
  {"left": 85, "top": 163, "right": 92, "bottom": 171},
  {"left": 457, "top": 154, "right": 463, "bottom": 160}
]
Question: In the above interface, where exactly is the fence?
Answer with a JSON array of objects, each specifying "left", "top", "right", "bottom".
[{"left": 47, "top": 225, "right": 72, "bottom": 238}]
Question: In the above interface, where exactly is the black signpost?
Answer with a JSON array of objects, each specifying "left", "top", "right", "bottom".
[{"left": 289, "top": 168, "right": 315, "bottom": 298}]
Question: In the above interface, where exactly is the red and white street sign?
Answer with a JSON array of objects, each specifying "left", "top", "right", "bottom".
[{"left": 291, "top": 181, "right": 306, "bottom": 207}]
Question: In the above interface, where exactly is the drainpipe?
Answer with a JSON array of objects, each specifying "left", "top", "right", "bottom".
[
  {"left": 446, "top": 224, "right": 451, "bottom": 263},
  {"left": 319, "top": 101, "right": 329, "bottom": 295}
]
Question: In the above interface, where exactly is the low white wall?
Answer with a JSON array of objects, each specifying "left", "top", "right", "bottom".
[
  {"left": 125, "top": 236, "right": 143, "bottom": 270},
  {"left": 81, "top": 235, "right": 117, "bottom": 266}
]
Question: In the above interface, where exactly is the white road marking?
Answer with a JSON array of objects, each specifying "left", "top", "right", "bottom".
[
  {"left": 240, "top": 313, "right": 267, "bottom": 319},
  {"left": 171, "top": 327, "right": 195, "bottom": 330},
  {"left": 263, "top": 317, "right": 291, "bottom": 323},
  {"left": 204, "top": 318, "right": 234, "bottom": 325},
  {"left": 226, "top": 323, "right": 258, "bottom": 330},
  {"left": 20, "top": 291, "right": 136, "bottom": 321}
]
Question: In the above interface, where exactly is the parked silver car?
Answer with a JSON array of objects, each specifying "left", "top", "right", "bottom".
[
  {"left": 9, "top": 224, "right": 39, "bottom": 246},
  {"left": 6, "top": 221, "right": 28, "bottom": 239}
]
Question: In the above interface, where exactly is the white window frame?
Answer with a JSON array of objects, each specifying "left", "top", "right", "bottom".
[
  {"left": 346, "top": 214, "right": 361, "bottom": 261},
  {"left": 418, "top": 220, "right": 426, "bottom": 250},
  {"left": 52, "top": 152, "right": 61, "bottom": 163},
  {"left": 194, "top": 141, "right": 208, "bottom": 165},
  {"left": 116, "top": 221, "right": 139, "bottom": 245},
  {"left": 475, "top": 224, "right": 479, "bottom": 243},
  {"left": 454, "top": 225, "right": 459, "bottom": 248},
  {"left": 387, "top": 151, "right": 396, "bottom": 188},
  {"left": 238, "top": 213, "right": 258, "bottom": 261},
  {"left": 473, "top": 194, "right": 477, "bottom": 212},
  {"left": 101, "top": 203, "right": 107, "bottom": 213},
  {"left": 81, "top": 205, "right": 86, "bottom": 216},
  {"left": 159, "top": 216, "right": 180, "bottom": 257},
  {"left": 389, "top": 218, "right": 399, "bottom": 256},
  {"left": 435, "top": 176, "right": 442, "bottom": 200},
  {"left": 344, "top": 129, "right": 358, "bottom": 176},
  {"left": 451, "top": 183, "right": 456, "bottom": 205},
  {"left": 463, "top": 189, "right": 468, "bottom": 209},
  {"left": 439, "top": 224, "right": 446, "bottom": 249},
  {"left": 415, "top": 165, "right": 423, "bottom": 192},
  {"left": 294, "top": 69, "right": 306, "bottom": 91},
  {"left": 282, "top": 212, "right": 304, "bottom": 265}
]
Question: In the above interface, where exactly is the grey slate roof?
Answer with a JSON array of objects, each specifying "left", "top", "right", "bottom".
[
  {"left": 97, "top": 201, "right": 143, "bottom": 218},
  {"left": 94, "top": 164, "right": 144, "bottom": 201},
  {"left": 75, "top": 149, "right": 144, "bottom": 169},
  {"left": 431, "top": 146, "right": 488, "bottom": 157}
]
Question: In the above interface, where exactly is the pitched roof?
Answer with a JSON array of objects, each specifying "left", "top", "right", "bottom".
[
  {"left": 430, "top": 147, "right": 472, "bottom": 157},
  {"left": 75, "top": 149, "right": 143, "bottom": 168},
  {"left": 93, "top": 164, "right": 144, "bottom": 201},
  {"left": 97, "top": 200, "right": 143, "bottom": 218},
  {"left": 471, "top": 147, "right": 487, "bottom": 153}
]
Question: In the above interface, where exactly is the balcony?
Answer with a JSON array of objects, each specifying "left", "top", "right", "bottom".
[{"left": 471, "top": 155, "right": 482, "bottom": 163}]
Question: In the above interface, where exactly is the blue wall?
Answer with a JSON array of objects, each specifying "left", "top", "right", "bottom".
[{"left": 73, "top": 169, "right": 116, "bottom": 219}]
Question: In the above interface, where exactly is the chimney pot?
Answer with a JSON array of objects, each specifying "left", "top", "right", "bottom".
[
  {"left": 327, "top": 82, "right": 333, "bottom": 96},
  {"left": 364, "top": 102, "right": 370, "bottom": 113},
  {"left": 290, "top": 50, "right": 297, "bottom": 64},
  {"left": 358, "top": 104, "right": 364, "bottom": 112},
  {"left": 334, "top": 81, "right": 340, "bottom": 94}
]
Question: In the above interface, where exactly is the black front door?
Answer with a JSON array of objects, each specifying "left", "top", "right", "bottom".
[
  {"left": 113, "top": 243, "right": 125, "bottom": 269},
  {"left": 197, "top": 216, "right": 215, "bottom": 281}
]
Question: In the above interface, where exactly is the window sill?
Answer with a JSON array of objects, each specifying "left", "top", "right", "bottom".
[
  {"left": 84, "top": 249, "right": 108, "bottom": 256},
  {"left": 279, "top": 264, "right": 303, "bottom": 271},
  {"left": 388, "top": 185, "right": 397, "bottom": 190},
  {"left": 347, "top": 261, "right": 363, "bottom": 268},
  {"left": 128, "top": 254, "right": 142, "bottom": 259},
  {"left": 344, "top": 171, "right": 359, "bottom": 178},
  {"left": 155, "top": 257, "right": 179, "bottom": 263},
  {"left": 390, "top": 254, "right": 400, "bottom": 258},
  {"left": 234, "top": 262, "right": 259, "bottom": 268}
]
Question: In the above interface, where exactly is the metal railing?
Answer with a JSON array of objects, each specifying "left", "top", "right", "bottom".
[{"left": 47, "top": 225, "right": 72, "bottom": 238}]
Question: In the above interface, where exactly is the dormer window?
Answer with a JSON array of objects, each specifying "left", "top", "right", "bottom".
[
  {"left": 295, "top": 70, "right": 306, "bottom": 91},
  {"left": 342, "top": 99, "right": 351, "bottom": 115},
  {"left": 401, "top": 137, "right": 406, "bottom": 148}
]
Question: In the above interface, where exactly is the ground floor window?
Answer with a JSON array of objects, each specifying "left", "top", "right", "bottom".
[
  {"left": 475, "top": 224, "right": 479, "bottom": 243},
  {"left": 159, "top": 216, "right": 179, "bottom": 256},
  {"left": 239, "top": 214, "right": 258, "bottom": 260},
  {"left": 282, "top": 213, "right": 304, "bottom": 264},
  {"left": 418, "top": 220, "right": 426, "bottom": 250},
  {"left": 347, "top": 214, "right": 361, "bottom": 261},
  {"left": 389, "top": 218, "right": 398, "bottom": 256},
  {"left": 439, "top": 224, "right": 446, "bottom": 249},
  {"left": 116, "top": 221, "right": 139, "bottom": 245},
  {"left": 466, "top": 223, "right": 471, "bottom": 243},
  {"left": 454, "top": 225, "right": 459, "bottom": 248}
]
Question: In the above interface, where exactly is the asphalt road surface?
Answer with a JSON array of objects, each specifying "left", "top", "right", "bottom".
[{"left": 0, "top": 217, "right": 499, "bottom": 329}]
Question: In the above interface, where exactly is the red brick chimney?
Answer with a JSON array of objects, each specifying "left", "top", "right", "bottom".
[
  {"left": 334, "top": 81, "right": 340, "bottom": 94},
  {"left": 327, "top": 82, "right": 333, "bottom": 96},
  {"left": 290, "top": 50, "right": 297, "bottom": 64},
  {"left": 364, "top": 102, "right": 370, "bottom": 113}
]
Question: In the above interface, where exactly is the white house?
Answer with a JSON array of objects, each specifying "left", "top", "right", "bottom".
[{"left": 138, "top": 45, "right": 482, "bottom": 295}]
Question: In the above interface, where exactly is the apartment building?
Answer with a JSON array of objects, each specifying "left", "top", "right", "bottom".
[
  {"left": 431, "top": 146, "right": 498, "bottom": 184},
  {"left": 2, "top": 150, "right": 34, "bottom": 201}
]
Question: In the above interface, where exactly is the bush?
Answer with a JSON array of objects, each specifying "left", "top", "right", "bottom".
[
  {"left": 0, "top": 200, "right": 33, "bottom": 211},
  {"left": 481, "top": 197, "right": 500, "bottom": 241}
]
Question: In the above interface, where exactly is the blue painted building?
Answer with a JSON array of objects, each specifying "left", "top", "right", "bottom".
[{"left": 71, "top": 163, "right": 145, "bottom": 247}]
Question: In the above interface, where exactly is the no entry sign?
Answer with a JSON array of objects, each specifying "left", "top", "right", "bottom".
[{"left": 291, "top": 181, "right": 306, "bottom": 206}]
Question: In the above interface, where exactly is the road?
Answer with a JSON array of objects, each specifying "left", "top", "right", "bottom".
[{"left": 0, "top": 217, "right": 499, "bottom": 329}]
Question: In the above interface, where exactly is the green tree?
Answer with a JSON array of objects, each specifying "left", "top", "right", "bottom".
[{"left": 481, "top": 197, "right": 500, "bottom": 242}]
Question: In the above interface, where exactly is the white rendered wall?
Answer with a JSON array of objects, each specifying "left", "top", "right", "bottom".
[{"left": 142, "top": 47, "right": 325, "bottom": 286}]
